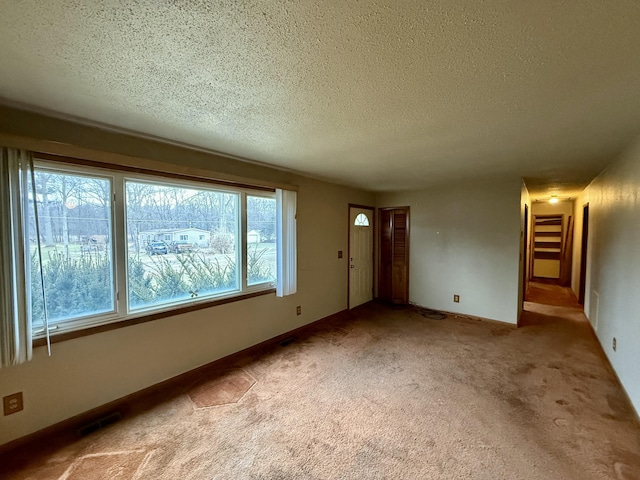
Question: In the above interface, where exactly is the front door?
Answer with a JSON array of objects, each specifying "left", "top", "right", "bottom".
[{"left": 349, "top": 206, "right": 374, "bottom": 309}]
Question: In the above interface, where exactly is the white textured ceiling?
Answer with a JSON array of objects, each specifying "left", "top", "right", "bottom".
[{"left": 1, "top": 1, "right": 640, "bottom": 197}]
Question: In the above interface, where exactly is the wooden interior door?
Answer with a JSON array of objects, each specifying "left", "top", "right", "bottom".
[
  {"left": 379, "top": 209, "right": 393, "bottom": 302},
  {"left": 379, "top": 207, "right": 409, "bottom": 304}
]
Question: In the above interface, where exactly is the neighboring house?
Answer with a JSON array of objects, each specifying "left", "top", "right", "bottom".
[
  {"left": 138, "top": 228, "right": 211, "bottom": 247},
  {"left": 247, "top": 230, "right": 260, "bottom": 244}
]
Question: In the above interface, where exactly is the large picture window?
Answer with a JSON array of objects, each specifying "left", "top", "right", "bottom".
[{"left": 23, "top": 159, "right": 281, "bottom": 338}]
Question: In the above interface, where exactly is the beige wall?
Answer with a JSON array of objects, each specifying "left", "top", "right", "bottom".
[
  {"left": 0, "top": 107, "right": 375, "bottom": 446},
  {"left": 377, "top": 179, "right": 523, "bottom": 324},
  {"left": 0, "top": 106, "right": 298, "bottom": 188},
  {"left": 570, "top": 136, "right": 640, "bottom": 414}
]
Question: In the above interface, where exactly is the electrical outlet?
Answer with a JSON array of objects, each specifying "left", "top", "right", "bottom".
[
  {"left": 3, "top": 392, "right": 23, "bottom": 416},
  {"left": 613, "top": 337, "right": 617, "bottom": 352},
  {"left": 296, "top": 306, "right": 301, "bottom": 316},
  {"left": 338, "top": 250, "right": 343, "bottom": 259},
  {"left": 453, "top": 294, "right": 460, "bottom": 303}
]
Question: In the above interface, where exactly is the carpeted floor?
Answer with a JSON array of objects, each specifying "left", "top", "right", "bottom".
[
  {"left": 525, "top": 280, "right": 583, "bottom": 308},
  {"left": 2, "top": 284, "right": 640, "bottom": 479}
]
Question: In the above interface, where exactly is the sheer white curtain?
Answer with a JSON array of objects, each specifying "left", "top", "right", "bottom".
[
  {"left": 0, "top": 148, "right": 33, "bottom": 367},
  {"left": 276, "top": 189, "right": 297, "bottom": 297}
]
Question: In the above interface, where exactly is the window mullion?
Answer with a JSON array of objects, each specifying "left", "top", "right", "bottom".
[
  {"left": 240, "top": 192, "right": 247, "bottom": 291},
  {"left": 112, "top": 173, "right": 127, "bottom": 314}
]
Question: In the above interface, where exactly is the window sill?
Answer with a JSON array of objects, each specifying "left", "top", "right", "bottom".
[{"left": 32, "top": 288, "right": 276, "bottom": 347}]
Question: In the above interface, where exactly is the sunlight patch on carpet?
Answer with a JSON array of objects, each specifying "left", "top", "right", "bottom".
[
  {"left": 187, "top": 369, "right": 256, "bottom": 408},
  {"left": 58, "top": 449, "right": 152, "bottom": 480}
]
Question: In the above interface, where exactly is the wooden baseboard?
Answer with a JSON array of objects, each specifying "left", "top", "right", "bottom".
[
  {"left": 0, "top": 309, "right": 350, "bottom": 457},
  {"left": 583, "top": 317, "right": 640, "bottom": 426}
]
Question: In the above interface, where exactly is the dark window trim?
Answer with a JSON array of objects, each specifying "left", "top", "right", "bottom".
[
  {"left": 34, "top": 152, "right": 276, "bottom": 193},
  {"left": 33, "top": 288, "right": 276, "bottom": 347}
]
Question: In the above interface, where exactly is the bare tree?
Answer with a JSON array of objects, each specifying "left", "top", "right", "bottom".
[{"left": 34, "top": 172, "right": 55, "bottom": 246}]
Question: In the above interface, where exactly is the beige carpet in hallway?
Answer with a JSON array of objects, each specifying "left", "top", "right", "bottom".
[{"left": 2, "top": 294, "right": 639, "bottom": 479}]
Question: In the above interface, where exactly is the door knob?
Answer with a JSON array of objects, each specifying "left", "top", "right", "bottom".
[{"left": 350, "top": 265, "right": 355, "bottom": 268}]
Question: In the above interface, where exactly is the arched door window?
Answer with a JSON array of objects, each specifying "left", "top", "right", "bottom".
[{"left": 354, "top": 213, "right": 370, "bottom": 226}]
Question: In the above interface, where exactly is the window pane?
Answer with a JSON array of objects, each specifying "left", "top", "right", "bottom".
[
  {"left": 29, "top": 170, "right": 114, "bottom": 328},
  {"left": 126, "top": 180, "right": 239, "bottom": 310},
  {"left": 354, "top": 213, "right": 370, "bottom": 226},
  {"left": 247, "top": 196, "right": 276, "bottom": 286}
]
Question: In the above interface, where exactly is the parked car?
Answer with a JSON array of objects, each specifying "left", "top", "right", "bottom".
[
  {"left": 169, "top": 241, "right": 193, "bottom": 253},
  {"left": 146, "top": 241, "right": 168, "bottom": 255}
]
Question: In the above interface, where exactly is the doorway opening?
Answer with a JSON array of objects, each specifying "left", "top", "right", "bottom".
[
  {"left": 578, "top": 203, "right": 589, "bottom": 305},
  {"left": 529, "top": 199, "right": 574, "bottom": 286},
  {"left": 522, "top": 204, "right": 529, "bottom": 307}
]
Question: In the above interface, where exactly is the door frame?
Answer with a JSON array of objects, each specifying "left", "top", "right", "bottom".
[
  {"left": 348, "top": 204, "right": 375, "bottom": 309},
  {"left": 522, "top": 203, "right": 529, "bottom": 305},
  {"left": 578, "top": 203, "right": 589, "bottom": 305}
]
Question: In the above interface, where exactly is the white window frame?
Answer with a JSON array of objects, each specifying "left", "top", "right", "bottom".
[
  {"left": 246, "top": 193, "right": 277, "bottom": 287},
  {"left": 29, "top": 158, "right": 277, "bottom": 338}
]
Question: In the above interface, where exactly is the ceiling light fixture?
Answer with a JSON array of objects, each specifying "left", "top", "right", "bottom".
[{"left": 533, "top": 195, "right": 573, "bottom": 204}]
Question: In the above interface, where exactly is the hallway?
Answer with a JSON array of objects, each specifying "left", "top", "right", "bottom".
[
  {"left": 521, "top": 281, "right": 586, "bottom": 327},
  {"left": 519, "top": 281, "right": 640, "bottom": 478},
  {"left": 526, "top": 281, "right": 583, "bottom": 308}
]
